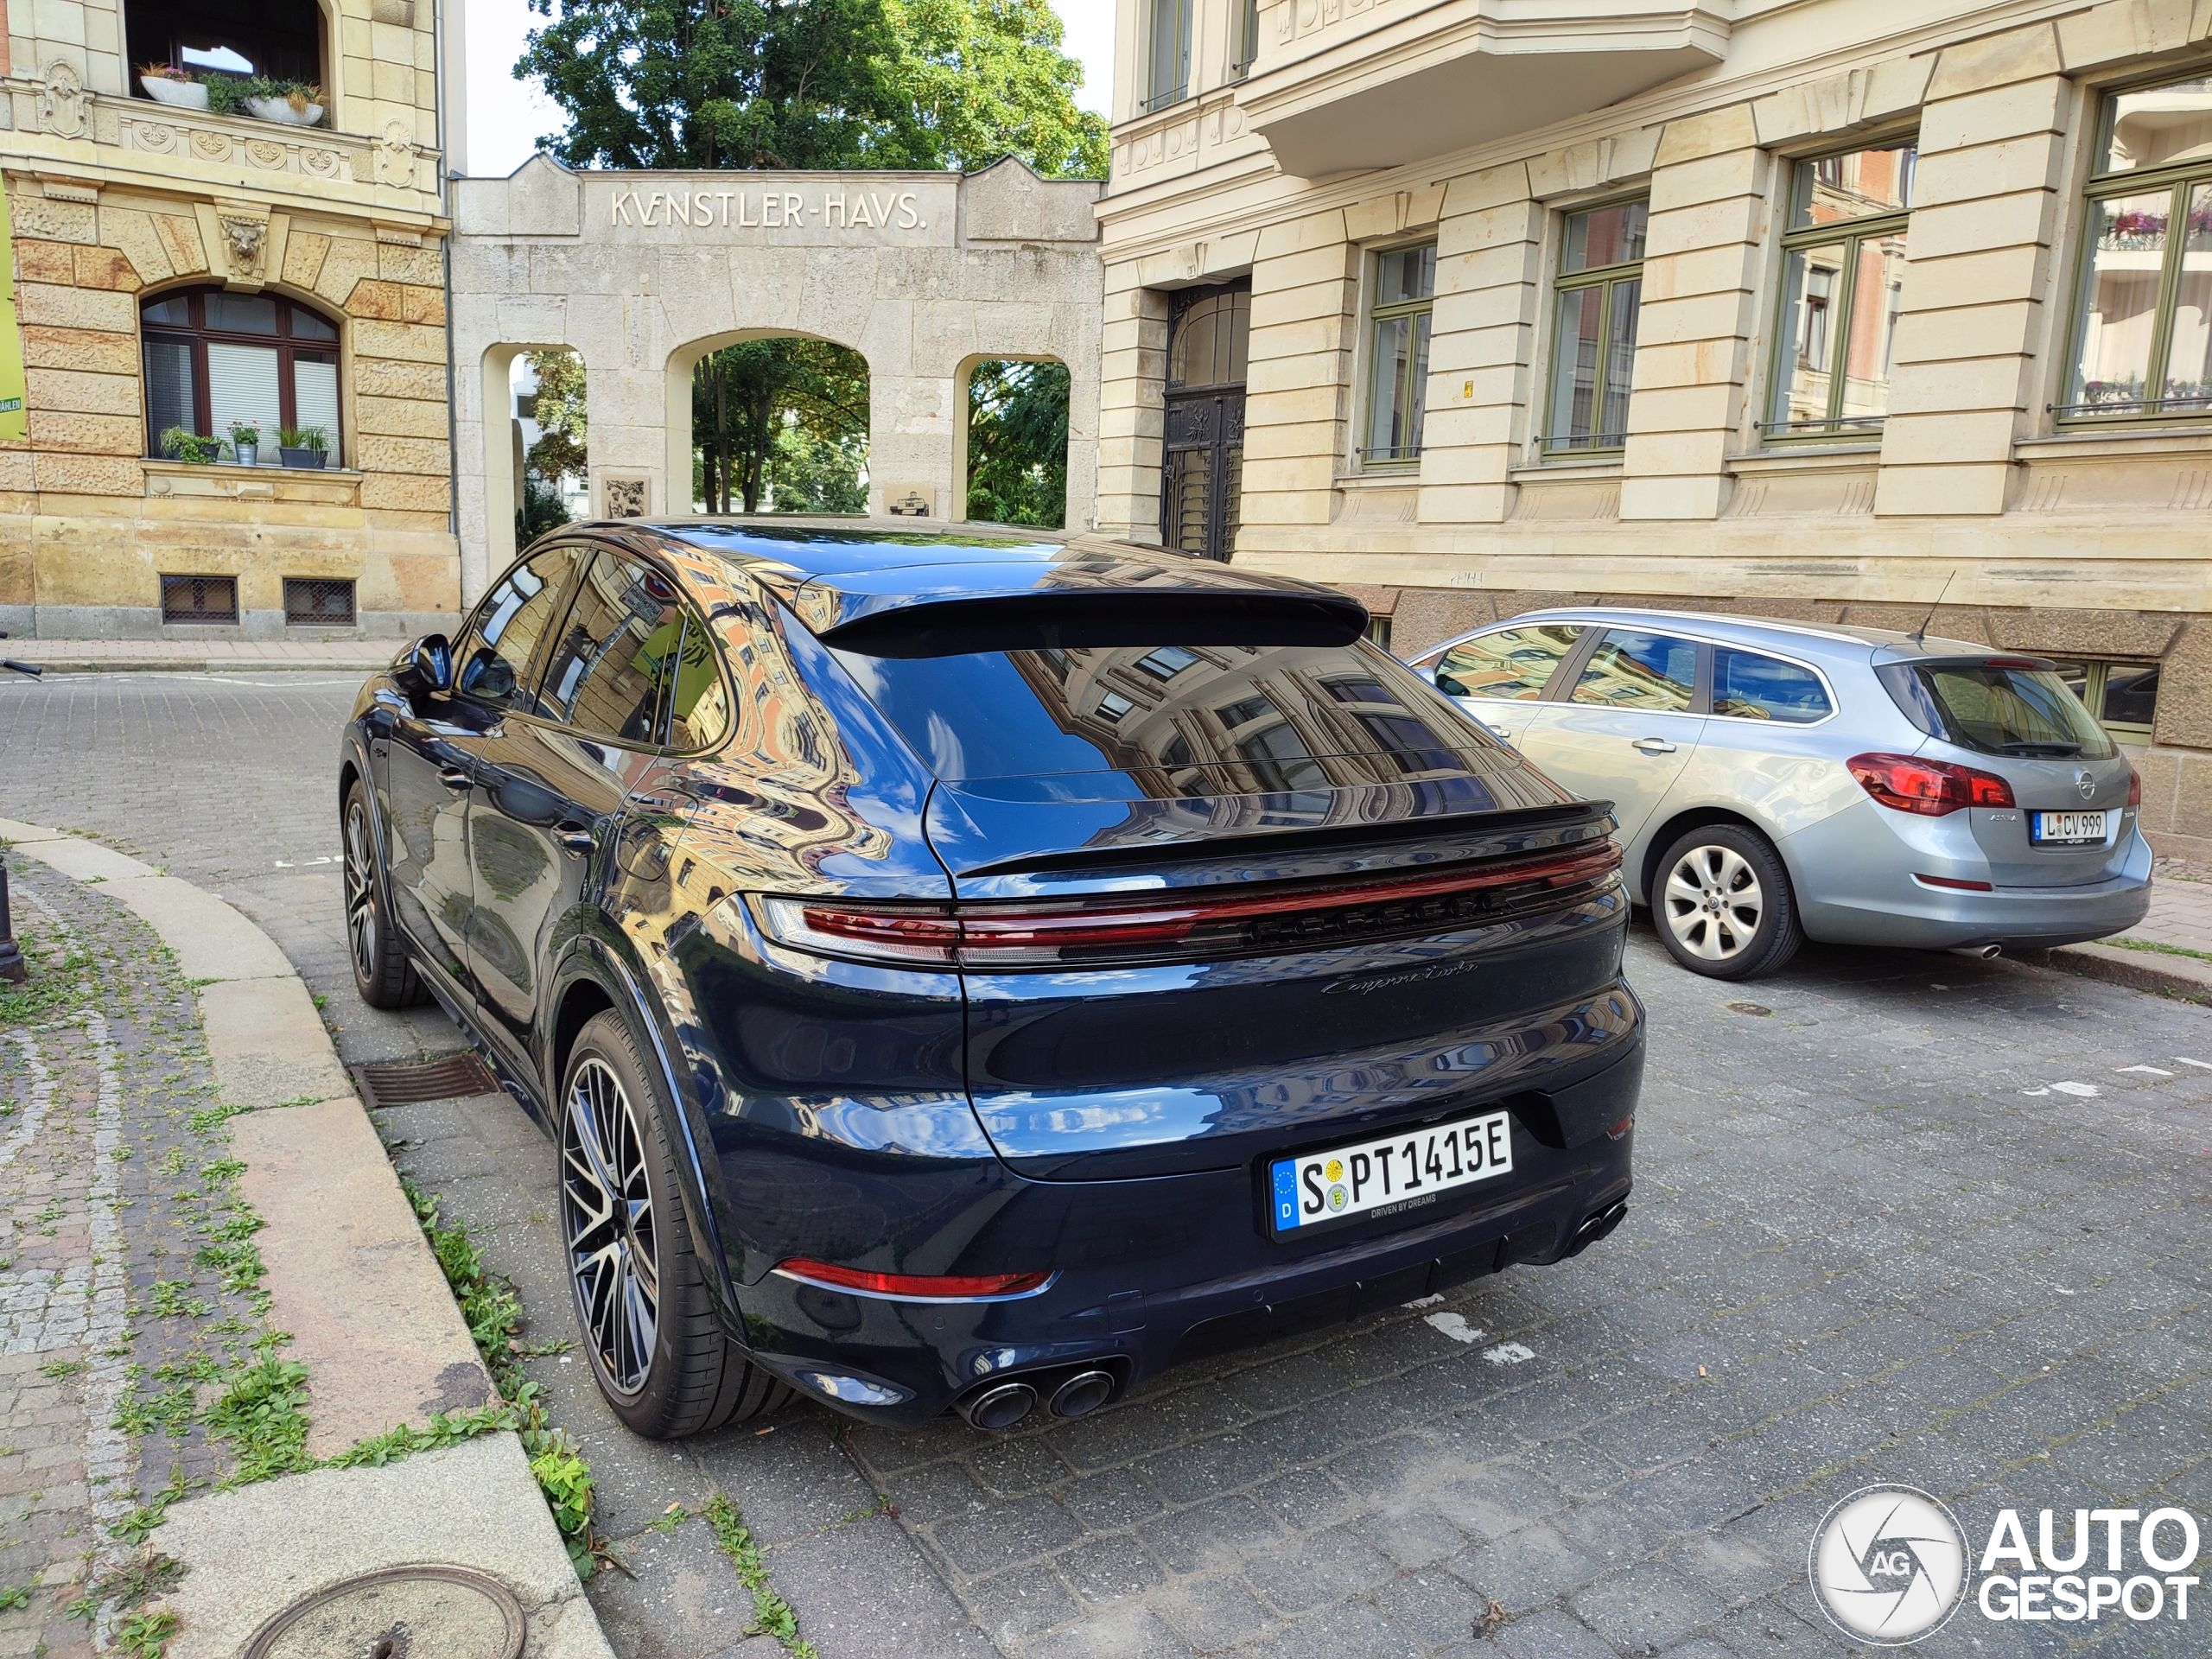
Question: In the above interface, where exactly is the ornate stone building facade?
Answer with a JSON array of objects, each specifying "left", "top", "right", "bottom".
[
  {"left": 0, "top": 0, "right": 460, "bottom": 638},
  {"left": 1097, "top": 0, "right": 2212, "bottom": 855}
]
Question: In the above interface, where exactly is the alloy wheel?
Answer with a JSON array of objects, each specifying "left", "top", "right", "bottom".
[
  {"left": 561, "top": 1057, "right": 660, "bottom": 1396},
  {"left": 1662, "top": 842, "right": 1764, "bottom": 963},
  {"left": 344, "top": 798, "right": 378, "bottom": 981}
]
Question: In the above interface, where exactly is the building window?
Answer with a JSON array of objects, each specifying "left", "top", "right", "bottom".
[
  {"left": 1232, "top": 0, "right": 1260, "bottom": 79},
  {"left": 283, "top": 577, "right": 356, "bottom": 627},
  {"left": 126, "top": 1, "right": 325, "bottom": 102},
  {"left": 161, "top": 574, "right": 238, "bottom": 625},
  {"left": 1146, "top": 0, "right": 1192, "bottom": 110},
  {"left": 2062, "top": 71, "right": 2212, "bottom": 422},
  {"left": 142, "top": 287, "right": 341, "bottom": 463},
  {"left": 2048, "top": 658, "right": 2160, "bottom": 738},
  {"left": 1361, "top": 245, "right": 1436, "bottom": 468},
  {"left": 1765, "top": 141, "right": 1914, "bottom": 442},
  {"left": 1544, "top": 199, "right": 1647, "bottom": 456}
]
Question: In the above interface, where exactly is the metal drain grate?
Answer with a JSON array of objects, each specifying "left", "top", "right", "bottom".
[{"left": 353, "top": 1051, "right": 501, "bottom": 1110}]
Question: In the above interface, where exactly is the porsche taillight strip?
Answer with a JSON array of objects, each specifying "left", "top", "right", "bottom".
[{"left": 748, "top": 839, "right": 1622, "bottom": 969}]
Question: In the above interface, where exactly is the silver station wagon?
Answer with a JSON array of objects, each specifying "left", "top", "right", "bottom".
[{"left": 1408, "top": 609, "right": 2153, "bottom": 980}]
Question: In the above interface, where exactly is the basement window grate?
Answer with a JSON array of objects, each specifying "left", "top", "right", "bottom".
[
  {"left": 284, "top": 577, "right": 357, "bottom": 627},
  {"left": 161, "top": 574, "right": 238, "bottom": 625},
  {"left": 352, "top": 1052, "right": 502, "bottom": 1111}
]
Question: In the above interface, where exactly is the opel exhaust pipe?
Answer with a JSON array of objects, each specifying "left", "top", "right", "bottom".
[
  {"left": 1048, "top": 1370, "right": 1116, "bottom": 1421},
  {"left": 963, "top": 1382, "right": 1038, "bottom": 1432}
]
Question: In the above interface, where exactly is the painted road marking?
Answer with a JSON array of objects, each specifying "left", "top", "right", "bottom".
[
  {"left": 2116, "top": 1065, "right": 2175, "bottom": 1077},
  {"left": 1426, "top": 1312, "right": 1484, "bottom": 1344},
  {"left": 2174, "top": 1058, "right": 2212, "bottom": 1071},
  {"left": 1483, "top": 1342, "right": 1535, "bottom": 1366}
]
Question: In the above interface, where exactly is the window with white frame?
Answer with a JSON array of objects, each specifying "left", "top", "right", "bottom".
[
  {"left": 1360, "top": 244, "right": 1435, "bottom": 469},
  {"left": 1765, "top": 140, "right": 1914, "bottom": 442},
  {"left": 2062, "top": 70, "right": 2212, "bottom": 422},
  {"left": 1543, "top": 199, "right": 1647, "bottom": 456},
  {"left": 1146, "top": 0, "right": 1193, "bottom": 111}
]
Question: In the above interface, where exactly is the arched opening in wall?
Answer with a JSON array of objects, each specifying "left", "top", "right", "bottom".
[
  {"left": 126, "top": 0, "right": 328, "bottom": 125},
  {"left": 513, "top": 348, "right": 587, "bottom": 548},
  {"left": 961, "top": 358, "right": 1071, "bottom": 529},
  {"left": 690, "top": 338, "right": 869, "bottom": 515}
]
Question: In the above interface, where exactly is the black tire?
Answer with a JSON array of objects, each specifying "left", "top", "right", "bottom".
[
  {"left": 343, "top": 778, "right": 426, "bottom": 1009},
  {"left": 1650, "top": 823, "right": 1802, "bottom": 981},
  {"left": 557, "top": 1008, "right": 790, "bottom": 1438}
]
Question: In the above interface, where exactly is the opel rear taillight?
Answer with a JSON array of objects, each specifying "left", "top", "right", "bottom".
[
  {"left": 2127, "top": 767, "right": 2143, "bottom": 807},
  {"left": 749, "top": 840, "right": 1623, "bottom": 971},
  {"left": 1847, "top": 753, "right": 2017, "bottom": 816}
]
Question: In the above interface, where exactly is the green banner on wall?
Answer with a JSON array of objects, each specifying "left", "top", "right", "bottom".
[{"left": 0, "top": 174, "right": 29, "bottom": 443}]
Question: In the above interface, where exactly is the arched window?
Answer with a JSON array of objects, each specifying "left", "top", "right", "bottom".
[{"left": 141, "top": 287, "right": 341, "bottom": 461}]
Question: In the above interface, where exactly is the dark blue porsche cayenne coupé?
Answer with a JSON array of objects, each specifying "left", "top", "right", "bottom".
[{"left": 339, "top": 520, "right": 1643, "bottom": 1436}]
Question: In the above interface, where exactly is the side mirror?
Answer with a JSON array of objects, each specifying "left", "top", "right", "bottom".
[{"left": 395, "top": 632, "right": 453, "bottom": 697}]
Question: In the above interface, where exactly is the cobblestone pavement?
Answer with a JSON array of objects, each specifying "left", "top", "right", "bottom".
[
  {"left": 4, "top": 673, "right": 2211, "bottom": 1659},
  {"left": 0, "top": 863, "right": 304, "bottom": 1656}
]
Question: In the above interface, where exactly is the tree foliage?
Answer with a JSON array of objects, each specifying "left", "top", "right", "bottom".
[
  {"left": 692, "top": 338, "right": 869, "bottom": 512},
  {"left": 521, "top": 0, "right": 1105, "bottom": 176},
  {"left": 523, "top": 349, "right": 588, "bottom": 484},
  {"left": 964, "top": 358, "right": 1068, "bottom": 527}
]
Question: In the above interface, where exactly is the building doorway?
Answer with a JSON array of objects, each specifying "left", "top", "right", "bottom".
[{"left": 1161, "top": 279, "right": 1249, "bottom": 562}]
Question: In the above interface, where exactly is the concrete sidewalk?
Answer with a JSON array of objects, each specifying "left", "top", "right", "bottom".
[
  {"left": 0, "top": 821, "right": 613, "bottom": 1659},
  {"left": 1, "top": 638, "right": 398, "bottom": 673}
]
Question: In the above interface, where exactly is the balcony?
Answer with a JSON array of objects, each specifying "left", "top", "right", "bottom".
[{"left": 1237, "top": 0, "right": 1731, "bottom": 177}]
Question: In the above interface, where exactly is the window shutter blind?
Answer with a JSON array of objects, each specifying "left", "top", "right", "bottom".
[
  {"left": 143, "top": 338, "right": 196, "bottom": 442},
  {"left": 293, "top": 358, "right": 340, "bottom": 457},
  {"left": 207, "top": 341, "right": 282, "bottom": 448}
]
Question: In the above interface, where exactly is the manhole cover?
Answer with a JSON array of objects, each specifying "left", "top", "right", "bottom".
[
  {"left": 243, "top": 1565, "right": 524, "bottom": 1659},
  {"left": 353, "top": 1052, "right": 501, "bottom": 1110}
]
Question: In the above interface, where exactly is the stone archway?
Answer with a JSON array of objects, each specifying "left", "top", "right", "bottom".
[{"left": 449, "top": 155, "right": 1103, "bottom": 603}]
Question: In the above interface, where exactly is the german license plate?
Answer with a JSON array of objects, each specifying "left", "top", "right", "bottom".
[
  {"left": 2032, "top": 810, "right": 2108, "bottom": 845},
  {"left": 1268, "top": 1110, "right": 1513, "bottom": 1235}
]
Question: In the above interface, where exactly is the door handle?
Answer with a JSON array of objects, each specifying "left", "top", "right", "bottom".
[
  {"left": 438, "top": 766, "right": 472, "bottom": 791},
  {"left": 1630, "top": 738, "right": 1677, "bottom": 755},
  {"left": 557, "top": 827, "right": 598, "bottom": 856}
]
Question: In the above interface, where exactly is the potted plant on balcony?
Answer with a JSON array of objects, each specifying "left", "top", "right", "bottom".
[
  {"left": 228, "top": 421, "right": 262, "bottom": 467},
  {"left": 277, "top": 425, "right": 329, "bottom": 469},
  {"left": 138, "top": 63, "right": 208, "bottom": 110},
  {"left": 160, "top": 426, "right": 224, "bottom": 464},
  {"left": 243, "top": 78, "right": 325, "bottom": 127}
]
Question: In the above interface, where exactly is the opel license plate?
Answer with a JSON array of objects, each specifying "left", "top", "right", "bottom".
[
  {"left": 1269, "top": 1110, "right": 1513, "bottom": 1235},
  {"left": 2032, "top": 810, "right": 2108, "bottom": 845}
]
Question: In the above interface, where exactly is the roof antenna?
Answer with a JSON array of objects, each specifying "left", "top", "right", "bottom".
[{"left": 1909, "top": 569, "right": 1958, "bottom": 645}]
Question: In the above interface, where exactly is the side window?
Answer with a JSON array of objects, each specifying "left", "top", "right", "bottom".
[
  {"left": 663, "top": 614, "right": 732, "bottom": 750},
  {"left": 453, "top": 547, "right": 587, "bottom": 711},
  {"left": 536, "top": 554, "right": 692, "bottom": 745},
  {"left": 1431, "top": 625, "right": 1585, "bottom": 701},
  {"left": 1570, "top": 629, "right": 1699, "bottom": 713},
  {"left": 1713, "top": 648, "right": 1833, "bottom": 723}
]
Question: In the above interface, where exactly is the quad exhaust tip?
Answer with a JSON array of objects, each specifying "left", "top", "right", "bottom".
[
  {"left": 964, "top": 1382, "right": 1037, "bottom": 1432},
  {"left": 1049, "top": 1370, "right": 1116, "bottom": 1421}
]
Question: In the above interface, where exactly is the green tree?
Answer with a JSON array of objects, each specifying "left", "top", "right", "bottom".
[
  {"left": 692, "top": 338, "right": 869, "bottom": 513},
  {"left": 519, "top": 0, "right": 1104, "bottom": 176},
  {"left": 964, "top": 358, "right": 1068, "bottom": 527},
  {"left": 523, "top": 348, "right": 588, "bottom": 485}
]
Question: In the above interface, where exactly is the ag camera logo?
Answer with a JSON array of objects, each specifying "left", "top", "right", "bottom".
[{"left": 1809, "top": 1485, "right": 1971, "bottom": 1644}]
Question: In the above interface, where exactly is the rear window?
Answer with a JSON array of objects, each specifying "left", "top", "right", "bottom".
[
  {"left": 1913, "top": 662, "right": 2116, "bottom": 760},
  {"left": 1713, "top": 648, "right": 1832, "bottom": 724},
  {"left": 827, "top": 639, "right": 1488, "bottom": 785}
]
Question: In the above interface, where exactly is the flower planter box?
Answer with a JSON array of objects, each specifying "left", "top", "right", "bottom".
[
  {"left": 246, "top": 96, "right": 324, "bottom": 126},
  {"left": 279, "top": 447, "right": 327, "bottom": 470},
  {"left": 140, "top": 76, "right": 209, "bottom": 109}
]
